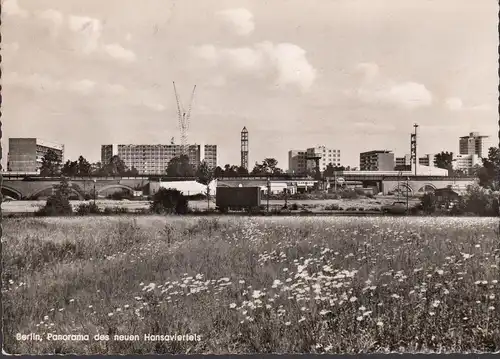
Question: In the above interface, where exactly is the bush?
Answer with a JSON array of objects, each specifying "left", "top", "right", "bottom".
[
  {"left": 324, "top": 204, "right": 340, "bottom": 211},
  {"left": 290, "top": 203, "right": 299, "bottom": 210},
  {"left": 108, "top": 191, "right": 133, "bottom": 201},
  {"left": 76, "top": 202, "right": 101, "bottom": 216},
  {"left": 36, "top": 178, "right": 73, "bottom": 217},
  {"left": 150, "top": 188, "right": 189, "bottom": 215},
  {"left": 462, "top": 185, "right": 499, "bottom": 216},
  {"left": 421, "top": 192, "right": 437, "bottom": 214}
]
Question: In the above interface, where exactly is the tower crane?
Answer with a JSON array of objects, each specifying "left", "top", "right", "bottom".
[{"left": 173, "top": 82, "right": 196, "bottom": 157}]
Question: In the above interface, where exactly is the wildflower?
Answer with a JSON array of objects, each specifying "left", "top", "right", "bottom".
[
  {"left": 229, "top": 303, "right": 237, "bottom": 309},
  {"left": 429, "top": 312, "right": 435, "bottom": 316},
  {"left": 358, "top": 306, "right": 366, "bottom": 312},
  {"left": 124, "top": 305, "right": 129, "bottom": 309},
  {"left": 285, "top": 321, "right": 291, "bottom": 326},
  {"left": 298, "top": 317, "right": 306, "bottom": 323},
  {"left": 108, "top": 313, "right": 114, "bottom": 317},
  {"left": 349, "top": 297, "right": 357, "bottom": 303},
  {"left": 319, "top": 309, "right": 331, "bottom": 316},
  {"left": 488, "top": 306, "right": 495, "bottom": 311},
  {"left": 489, "top": 294, "right": 495, "bottom": 300},
  {"left": 356, "top": 316, "right": 363, "bottom": 322},
  {"left": 88, "top": 305, "right": 93, "bottom": 308},
  {"left": 376, "top": 321, "right": 383, "bottom": 327},
  {"left": 69, "top": 299, "right": 75, "bottom": 303},
  {"left": 432, "top": 300, "right": 441, "bottom": 308}
]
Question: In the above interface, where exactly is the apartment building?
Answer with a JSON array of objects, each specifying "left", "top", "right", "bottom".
[
  {"left": 7, "top": 138, "right": 64, "bottom": 173},
  {"left": 101, "top": 143, "right": 217, "bottom": 175},
  {"left": 359, "top": 150, "right": 394, "bottom": 171},
  {"left": 459, "top": 132, "right": 489, "bottom": 158}
]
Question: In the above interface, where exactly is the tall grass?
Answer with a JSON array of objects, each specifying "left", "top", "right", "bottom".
[{"left": 2, "top": 216, "right": 499, "bottom": 354}]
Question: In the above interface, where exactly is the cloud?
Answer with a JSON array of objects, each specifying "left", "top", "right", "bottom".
[
  {"left": 353, "top": 121, "right": 397, "bottom": 132},
  {"left": 104, "top": 83, "right": 127, "bottom": 95},
  {"left": 3, "top": 0, "right": 29, "bottom": 18},
  {"left": 351, "top": 63, "right": 433, "bottom": 109},
  {"left": 68, "top": 79, "right": 96, "bottom": 95},
  {"left": 4, "top": 72, "right": 62, "bottom": 91},
  {"left": 38, "top": 9, "right": 64, "bottom": 27},
  {"left": 444, "top": 97, "right": 492, "bottom": 112},
  {"left": 193, "top": 41, "right": 317, "bottom": 91},
  {"left": 103, "top": 43, "right": 137, "bottom": 62},
  {"left": 445, "top": 97, "right": 463, "bottom": 111},
  {"left": 68, "top": 15, "right": 102, "bottom": 54},
  {"left": 217, "top": 8, "right": 255, "bottom": 36}
]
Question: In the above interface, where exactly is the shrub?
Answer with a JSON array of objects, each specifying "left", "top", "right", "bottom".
[
  {"left": 462, "top": 185, "right": 499, "bottom": 216},
  {"left": 108, "top": 191, "right": 133, "bottom": 201},
  {"left": 76, "top": 202, "right": 101, "bottom": 216},
  {"left": 421, "top": 192, "right": 437, "bottom": 214},
  {"left": 290, "top": 203, "right": 299, "bottom": 210},
  {"left": 150, "top": 188, "right": 189, "bottom": 215},
  {"left": 36, "top": 178, "right": 73, "bottom": 217},
  {"left": 324, "top": 204, "right": 340, "bottom": 211}
]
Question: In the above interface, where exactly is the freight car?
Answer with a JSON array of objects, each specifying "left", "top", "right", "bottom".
[{"left": 215, "top": 186, "right": 261, "bottom": 213}]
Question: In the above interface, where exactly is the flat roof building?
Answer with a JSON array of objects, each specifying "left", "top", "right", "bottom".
[
  {"left": 7, "top": 138, "right": 64, "bottom": 173},
  {"left": 459, "top": 132, "right": 489, "bottom": 158},
  {"left": 101, "top": 143, "right": 217, "bottom": 175},
  {"left": 360, "top": 150, "right": 394, "bottom": 171}
]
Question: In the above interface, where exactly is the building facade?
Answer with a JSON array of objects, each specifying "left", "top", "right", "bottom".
[
  {"left": 418, "top": 154, "right": 436, "bottom": 167},
  {"left": 452, "top": 153, "right": 481, "bottom": 173},
  {"left": 288, "top": 150, "right": 307, "bottom": 174},
  {"left": 459, "top": 132, "right": 489, "bottom": 158},
  {"left": 7, "top": 138, "right": 64, "bottom": 173},
  {"left": 101, "top": 144, "right": 217, "bottom": 175},
  {"left": 305, "top": 146, "right": 341, "bottom": 172},
  {"left": 359, "top": 150, "right": 394, "bottom": 171}
]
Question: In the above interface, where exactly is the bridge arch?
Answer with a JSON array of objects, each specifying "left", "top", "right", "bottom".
[
  {"left": 390, "top": 182, "right": 414, "bottom": 196},
  {"left": 1, "top": 186, "right": 23, "bottom": 200},
  {"left": 97, "top": 184, "right": 134, "bottom": 194},
  {"left": 29, "top": 186, "right": 85, "bottom": 200},
  {"left": 417, "top": 183, "right": 437, "bottom": 194}
]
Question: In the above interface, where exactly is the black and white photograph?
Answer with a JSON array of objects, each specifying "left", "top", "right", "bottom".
[{"left": 1, "top": 0, "right": 499, "bottom": 355}]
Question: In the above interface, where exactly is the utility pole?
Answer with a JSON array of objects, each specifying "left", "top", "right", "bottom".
[
  {"left": 266, "top": 177, "right": 271, "bottom": 213},
  {"left": 406, "top": 176, "right": 409, "bottom": 215}
]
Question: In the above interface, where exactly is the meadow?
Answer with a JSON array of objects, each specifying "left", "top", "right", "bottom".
[{"left": 2, "top": 215, "right": 499, "bottom": 354}]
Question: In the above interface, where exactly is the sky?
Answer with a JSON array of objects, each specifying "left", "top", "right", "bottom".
[{"left": 1, "top": 0, "right": 499, "bottom": 170}]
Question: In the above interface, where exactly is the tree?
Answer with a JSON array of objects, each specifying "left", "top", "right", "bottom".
[
  {"left": 150, "top": 188, "right": 189, "bottom": 214},
  {"left": 166, "top": 155, "right": 195, "bottom": 177},
  {"left": 61, "top": 160, "right": 78, "bottom": 177},
  {"left": 236, "top": 166, "right": 249, "bottom": 176},
  {"left": 104, "top": 155, "right": 127, "bottom": 176},
  {"left": 196, "top": 161, "right": 214, "bottom": 210},
  {"left": 420, "top": 192, "right": 437, "bottom": 214},
  {"left": 213, "top": 166, "right": 225, "bottom": 178},
  {"left": 37, "top": 177, "right": 73, "bottom": 216},
  {"left": 40, "top": 149, "right": 62, "bottom": 176},
  {"left": 251, "top": 158, "right": 283, "bottom": 175},
  {"left": 77, "top": 156, "right": 92, "bottom": 176},
  {"left": 323, "top": 163, "right": 345, "bottom": 177},
  {"left": 478, "top": 147, "right": 500, "bottom": 190},
  {"left": 434, "top": 151, "right": 454, "bottom": 171}
]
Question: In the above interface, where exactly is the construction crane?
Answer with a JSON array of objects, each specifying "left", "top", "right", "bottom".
[{"left": 173, "top": 81, "right": 196, "bottom": 156}]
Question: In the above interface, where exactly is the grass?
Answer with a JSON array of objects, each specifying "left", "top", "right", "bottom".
[{"left": 2, "top": 216, "right": 500, "bottom": 354}]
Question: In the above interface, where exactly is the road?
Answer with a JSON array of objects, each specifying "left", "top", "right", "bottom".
[{"left": 1, "top": 197, "right": 421, "bottom": 213}]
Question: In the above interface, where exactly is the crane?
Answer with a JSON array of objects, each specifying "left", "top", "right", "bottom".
[{"left": 172, "top": 81, "right": 196, "bottom": 157}]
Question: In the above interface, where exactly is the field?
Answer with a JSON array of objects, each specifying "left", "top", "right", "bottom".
[
  {"left": 0, "top": 196, "right": 420, "bottom": 214},
  {"left": 2, "top": 216, "right": 499, "bottom": 354}
]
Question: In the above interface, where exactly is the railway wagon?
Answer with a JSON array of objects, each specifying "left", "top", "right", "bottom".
[{"left": 215, "top": 186, "right": 261, "bottom": 213}]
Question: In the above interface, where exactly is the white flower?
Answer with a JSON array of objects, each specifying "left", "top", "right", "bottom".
[
  {"left": 349, "top": 297, "right": 357, "bottom": 303},
  {"left": 376, "top": 321, "right": 383, "bottom": 327},
  {"left": 229, "top": 303, "right": 237, "bottom": 309}
]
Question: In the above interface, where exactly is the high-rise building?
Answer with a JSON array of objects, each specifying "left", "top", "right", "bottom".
[
  {"left": 359, "top": 150, "right": 394, "bottom": 171},
  {"left": 100, "top": 143, "right": 217, "bottom": 175},
  {"left": 288, "top": 150, "right": 307, "bottom": 174},
  {"left": 7, "top": 138, "right": 64, "bottom": 173},
  {"left": 418, "top": 154, "right": 436, "bottom": 167},
  {"left": 459, "top": 132, "right": 489, "bottom": 158},
  {"left": 395, "top": 154, "right": 436, "bottom": 170}
]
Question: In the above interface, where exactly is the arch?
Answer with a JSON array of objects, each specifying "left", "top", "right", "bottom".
[
  {"left": 1, "top": 185, "right": 23, "bottom": 200},
  {"left": 29, "top": 186, "right": 85, "bottom": 200},
  {"left": 417, "top": 184, "right": 436, "bottom": 193},
  {"left": 390, "top": 182, "right": 414, "bottom": 196},
  {"left": 97, "top": 184, "right": 134, "bottom": 194}
]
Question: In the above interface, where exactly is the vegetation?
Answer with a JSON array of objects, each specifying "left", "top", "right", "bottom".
[
  {"left": 35, "top": 178, "right": 73, "bottom": 216},
  {"left": 40, "top": 149, "right": 63, "bottom": 176},
  {"left": 251, "top": 158, "right": 283, "bottom": 175},
  {"left": 2, "top": 216, "right": 499, "bottom": 354},
  {"left": 150, "top": 188, "right": 189, "bottom": 214}
]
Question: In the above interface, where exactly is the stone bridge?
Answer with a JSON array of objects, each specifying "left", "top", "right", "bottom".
[
  {"left": 379, "top": 178, "right": 476, "bottom": 195},
  {"left": 1, "top": 178, "right": 149, "bottom": 200}
]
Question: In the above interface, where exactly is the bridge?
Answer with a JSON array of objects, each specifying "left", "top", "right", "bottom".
[{"left": 0, "top": 174, "right": 478, "bottom": 199}]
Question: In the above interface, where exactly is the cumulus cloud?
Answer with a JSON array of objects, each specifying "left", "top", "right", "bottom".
[
  {"left": 103, "top": 43, "right": 137, "bottom": 62},
  {"left": 444, "top": 97, "right": 492, "bottom": 112},
  {"left": 445, "top": 97, "right": 463, "bottom": 111},
  {"left": 3, "top": 0, "right": 29, "bottom": 18},
  {"left": 216, "top": 8, "right": 255, "bottom": 36},
  {"left": 351, "top": 63, "right": 433, "bottom": 109},
  {"left": 4, "top": 72, "right": 62, "bottom": 91},
  {"left": 68, "top": 15, "right": 102, "bottom": 54},
  {"left": 38, "top": 9, "right": 64, "bottom": 27},
  {"left": 193, "top": 41, "right": 316, "bottom": 92}
]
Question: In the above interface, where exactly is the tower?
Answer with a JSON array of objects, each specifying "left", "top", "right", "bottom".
[
  {"left": 173, "top": 82, "right": 196, "bottom": 156},
  {"left": 241, "top": 127, "right": 249, "bottom": 170},
  {"left": 410, "top": 123, "right": 418, "bottom": 175}
]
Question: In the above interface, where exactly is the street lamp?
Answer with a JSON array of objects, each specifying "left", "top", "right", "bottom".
[{"left": 93, "top": 179, "right": 96, "bottom": 206}]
